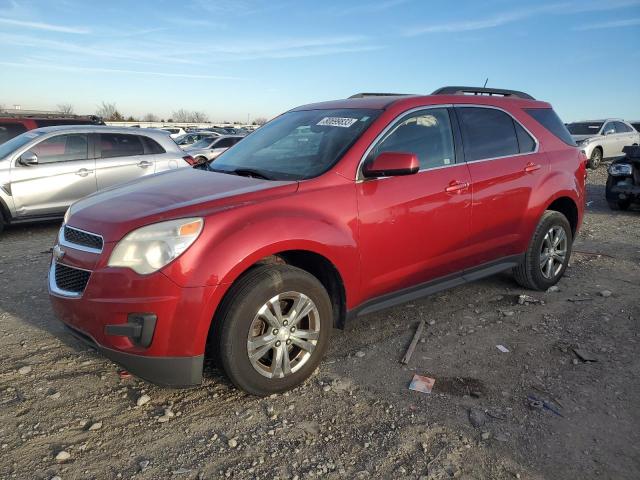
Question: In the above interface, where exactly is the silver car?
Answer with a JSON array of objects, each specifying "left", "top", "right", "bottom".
[
  {"left": 566, "top": 119, "right": 640, "bottom": 169},
  {"left": 183, "top": 135, "right": 244, "bottom": 164},
  {"left": 0, "top": 126, "right": 189, "bottom": 230}
]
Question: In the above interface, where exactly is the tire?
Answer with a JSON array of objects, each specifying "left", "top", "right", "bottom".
[
  {"left": 607, "top": 200, "right": 630, "bottom": 211},
  {"left": 214, "top": 265, "right": 332, "bottom": 396},
  {"left": 513, "top": 210, "right": 573, "bottom": 291},
  {"left": 587, "top": 148, "right": 602, "bottom": 169},
  {"left": 0, "top": 215, "right": 4, "bottom": 234}
]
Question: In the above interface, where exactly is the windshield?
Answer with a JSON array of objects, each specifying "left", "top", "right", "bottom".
[
  {"left": 0, "top": 130, "right": 44, "bottom": 159},
  {"left": 566, "top": 122, "right": 603, "bottom": 135},
  {"left": 191, "top": 137, "right": 214, "bottom": 149},
  {"left": 209, "top": 108, "right": 381, "bottom": 180}
]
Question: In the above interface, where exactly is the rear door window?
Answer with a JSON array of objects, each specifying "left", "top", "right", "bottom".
[
  {"left": 214, "top": 138, "right": 235, "bottom": 148},
  {"left": 514, "top": 122, "right": 536, "bottom": 153},
  {"left": 0, "top": 122, "right": 27, "bottom": 143},
  {"left": 31, "top": 134, "right": 88, "bottom": 163},
  {"left": 457, "top": 107, "right": 519, "bottom": 161},
  {"left": 99, "top": 133, "right": 144, "bottom": 158}
]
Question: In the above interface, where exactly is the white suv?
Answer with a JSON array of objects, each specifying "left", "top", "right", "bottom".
[{"left": 567, "top": 119, "right": 640, "bottom": 169}]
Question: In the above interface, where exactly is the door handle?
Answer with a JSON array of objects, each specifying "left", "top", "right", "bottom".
[
  {"left": 137, "top": 160, "right": 153, "bottom": 168},
  {"left": 75, "top": 168, "right": 93, "bottom": 177},
  {"left": 524, "top": 162, "right": 541, "bottom": 173},
  {"left": 444, "top": 180, "right": 469, "bottom": 193}
]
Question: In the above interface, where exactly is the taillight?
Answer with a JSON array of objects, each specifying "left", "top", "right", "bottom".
[{"left": 183, "top": 155, "right": 197, "bottom": 166}]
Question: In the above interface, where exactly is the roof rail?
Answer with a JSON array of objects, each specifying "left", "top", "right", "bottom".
[
  {"left": 348, "top": 92, "right": 412, "bottom": 99},
  {"left": 431, "top": 86, "right": 535, "bottom": 100}
]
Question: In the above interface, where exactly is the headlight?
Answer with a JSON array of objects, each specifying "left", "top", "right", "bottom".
[
  {"left": 577, "top": 139, "right": 590, "bottom": 147},
  {"left": 108, "top": 218, "right": 203, "bottom": 274},
  {"left": 608, "top": 163, "right": 633, "bottom": 177}
]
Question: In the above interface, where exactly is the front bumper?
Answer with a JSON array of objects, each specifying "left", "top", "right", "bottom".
[
  {"left": 606, "top": 177, "right": 640, "bottom": 203},
  {"left": 49, "top": 258, "right": 219, "bottom": 387}
]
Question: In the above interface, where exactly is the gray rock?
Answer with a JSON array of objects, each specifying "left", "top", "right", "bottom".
[
  {"left": 599, "top": 290, "right": 612, "bottom": 298},
  {"left": 228, "top": 438, "right": 238, "bottom": 448},
  {"left": 481, "top": 431, "right": 491, "bottom": 441},
  {"left": 468, "top": 409, "right": 486, "bottom": 428},
  {"left": 55, "top": 450, "right": 71, "bottom": 462},
  {"left": 546, "top": 285, "right": 560, "bottom": 293},
  {"left": 139, "top": 460, "right": 150, "bottom": 471},
  {"left": 88, "top": 421, "right": 102, "bottom": 431},
  {"left": 18, "top": 366, "right": 32, "bottom": 375},
  {"left": 136, "top": 394, "right": 151, "bottom": 407},
  {"left": 355, "top": 351, "right": 365, "bottom": 358}
]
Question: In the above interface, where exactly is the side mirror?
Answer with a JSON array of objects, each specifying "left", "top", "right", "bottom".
[
  {"left": 605, "top": 129, "right": 615, "bottom": 136},
  {"left": 363, "top": 152, "right": 419, "bottom": 178},
  {"left": 19, "top": 151, "right": 38, "bottom": 166}
]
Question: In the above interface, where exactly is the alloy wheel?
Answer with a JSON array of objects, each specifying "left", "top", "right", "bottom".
[
  {"left": 247, "top": 291, "right": 320, "bottom": 379},
  {"left": 539, "top": 225, "right": 567, "bottom": 279}
]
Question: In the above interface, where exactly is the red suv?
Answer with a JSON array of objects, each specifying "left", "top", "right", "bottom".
[{"left": 49, "top": 87, "right": 586, "bottom": 395}]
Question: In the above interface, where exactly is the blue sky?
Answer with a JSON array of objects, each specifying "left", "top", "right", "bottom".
[{"left": 1, "top": 0, "right": 639, "bottom": 122}]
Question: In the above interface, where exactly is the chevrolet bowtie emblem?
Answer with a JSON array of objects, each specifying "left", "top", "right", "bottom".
[{"left": 53, "top": 245, "right": 65, "bottom": 261}]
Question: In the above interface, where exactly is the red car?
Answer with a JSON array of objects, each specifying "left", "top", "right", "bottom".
[{"left": 49, "top": 87, "right": 586, "bottom": 395}]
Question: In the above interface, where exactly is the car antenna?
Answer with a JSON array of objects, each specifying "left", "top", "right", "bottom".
[{"left": 483, "top": 78, "right": 489, "bottom": 88}]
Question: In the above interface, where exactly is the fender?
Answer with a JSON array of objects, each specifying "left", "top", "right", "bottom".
[{"left": 161, "top": 179, "right": 361, "bottom": 306}]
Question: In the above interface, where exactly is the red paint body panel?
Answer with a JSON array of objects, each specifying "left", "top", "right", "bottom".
[{"left": 49, "top": 93, "right": 585, "bottom": 380}]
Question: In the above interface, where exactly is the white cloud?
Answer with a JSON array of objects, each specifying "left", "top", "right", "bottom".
[
  {"left": 0, "top": 17, "right": 90, "bottom": 34},
  {"left": 405, "top": 0, "right": 640, "bottom": 36},
  {"left": 0, "top": 61, "right": 242, "bottom": 80},
  {"left": 574, "top": 17, "right": 640, "bottom": 30}
]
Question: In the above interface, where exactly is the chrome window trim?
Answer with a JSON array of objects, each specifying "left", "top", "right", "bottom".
[
  {"left": 48, "top": 261, "right": 92, "bottom": 299},
  {"left": 356, "top": 103, "right": 540, "bottom": 181},
  {"left": 59, "top": 224, "right": 104, "bottom": 254}
]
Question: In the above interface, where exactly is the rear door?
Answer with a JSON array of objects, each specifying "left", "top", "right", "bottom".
[
  {"left": 615, "top": 122, "right": 636, "bottom": 154},
  {"left": 456, "top": 106, "right": 545, "bottom": 266},
  {"left": 95, "top": 133, "right": 156, "bottom": 190},
  {"left": 10, "top": 133, "right": 96, "bottom": 217}
]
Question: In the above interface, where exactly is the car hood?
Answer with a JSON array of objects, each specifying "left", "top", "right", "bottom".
[{"left": 66, "top": 168, "right": 298, "bottom": 242}]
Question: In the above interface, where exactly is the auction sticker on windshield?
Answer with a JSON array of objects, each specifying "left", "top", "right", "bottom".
[{"left": 317, "top": 117, "right": 358, "bottom": 128}]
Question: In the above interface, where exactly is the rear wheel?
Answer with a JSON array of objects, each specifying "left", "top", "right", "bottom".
[
  {"left": 587, "top": 148, "right": 602, "bottom": 169},
  {"left": 513, "top": 211, "right": 573, "bottom": 290},
  {"left": 214, "top": 265, "right": 332, "bottom": 396}
]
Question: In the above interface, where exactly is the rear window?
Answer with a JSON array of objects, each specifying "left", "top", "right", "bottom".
[
  {"left": 0, "top": 122, "right": 28, "bottom": 144},
  {"left": 141, "top": 136, "right": 166, "bottom": 154},
  {"left": 526, "top": 109, "right": 576, "bottom": 146}
]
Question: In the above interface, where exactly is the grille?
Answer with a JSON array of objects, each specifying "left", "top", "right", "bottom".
[
  {"left": 64, "top": 226, "right": 103, "bottom": 251},
  {"left": 54, "top": 263, "right": 91, "bottom": 294}
]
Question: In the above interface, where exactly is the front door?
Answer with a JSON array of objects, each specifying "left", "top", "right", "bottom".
[
  {"left": 10, "top": 133, "right": 96, "bottom": 217},
  {"left": 357, "top": 107, "right": 473, "bottom": 301}
]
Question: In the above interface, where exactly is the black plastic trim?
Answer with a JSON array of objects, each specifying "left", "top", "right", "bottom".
[
  {"left": 64, "top": 324, "right": 203, "bottom": 387},
  {"left": 105, "top": 313, "right": 157, "bottom": 348},
  {"left": 346, "top": 255, "right": 523, "bottom": 321}
]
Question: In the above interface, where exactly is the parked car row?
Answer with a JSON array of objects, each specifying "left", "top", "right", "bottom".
[
  {"left": 0, "top": 126, "right": 195, "bottom": 231},
  {"left": 566, "top": 118, "right": 640, "bottom": 169}
]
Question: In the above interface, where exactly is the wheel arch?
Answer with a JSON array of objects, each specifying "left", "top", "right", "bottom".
[{"left": 545, "top": 195, "right": 579, "bottom": 236}]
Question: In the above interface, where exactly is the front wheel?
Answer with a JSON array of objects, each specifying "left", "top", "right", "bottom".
[
  {"left": 214, "top": 265, "right": 332, "bottom": 396},
  {"left": 607, "top": 199, "right": 630, "bottom": 211},
  {"left": 587, "top": 148, "right": 602, "bottom": 169},
  {"left": 513, "top": 211, "right": 573, "bottom": 290}
]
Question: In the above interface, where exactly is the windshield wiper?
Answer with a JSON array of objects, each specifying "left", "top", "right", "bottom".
[
  {"left": 229, "top": 168, "right": 272, "bottom": 180},
  {"left": 206, "top": 166, "right": 272, "bottom": 180}
]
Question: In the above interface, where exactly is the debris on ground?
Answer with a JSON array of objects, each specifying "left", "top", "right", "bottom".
[
  {"left": 496, "top": 345, "right": 510, "bottom": 353},
  {"left": 572, "top": 348, "right": 598, "bottom": 363},
  {"left": 401, "top": 319, "right": 425, "bottom": 364},
  {"left": 518, "top": 294, "right": 541, "bottom": 305},
  {"left": 469, "top": 408, "right": 487, "bottom": 428},
  {"left": 409, "top": 374, "right": 436, "bottom": 394}
]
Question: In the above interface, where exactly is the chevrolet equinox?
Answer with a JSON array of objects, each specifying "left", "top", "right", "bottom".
[{"left": 49, "top": 86, "right": 586, "bottom": 395}]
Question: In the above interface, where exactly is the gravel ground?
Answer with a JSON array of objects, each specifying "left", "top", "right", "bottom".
[{"left": 1, "top": 168, "right": 639, "bottom": 480}]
